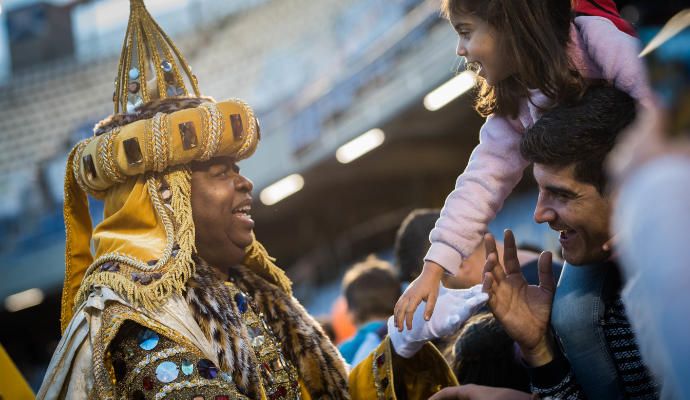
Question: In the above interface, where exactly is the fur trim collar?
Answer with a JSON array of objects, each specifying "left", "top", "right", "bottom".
[{"left": 186, "top": 259, "right": 350, "bottom": 399}]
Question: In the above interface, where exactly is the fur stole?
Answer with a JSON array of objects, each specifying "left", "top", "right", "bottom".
[{"left": 185, "top": 258, "right": 350, "bottom": 399}]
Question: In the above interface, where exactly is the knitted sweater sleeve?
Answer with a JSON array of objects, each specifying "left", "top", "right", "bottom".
[
  {"left": 425, "top": 114, "right": 528, "bottom": 274},
  {"left": 575, "top": 15, "right": 653, "bottom": 102}
]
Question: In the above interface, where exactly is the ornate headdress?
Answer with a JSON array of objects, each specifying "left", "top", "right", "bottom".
[{"left": 61, "top": 0, "right": 291, "bottom": 332}]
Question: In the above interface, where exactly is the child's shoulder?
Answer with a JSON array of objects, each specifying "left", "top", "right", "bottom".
[{"left": 574, "top": 15, "right": 637, "bottom": 41}]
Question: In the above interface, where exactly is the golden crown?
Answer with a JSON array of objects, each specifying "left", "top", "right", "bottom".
[{"left": 114, "top": 0, "right": 201, "bottom": 114}]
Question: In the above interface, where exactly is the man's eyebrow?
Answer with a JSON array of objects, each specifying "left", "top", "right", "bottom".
[{"left": 544, "top": 185, "right": 577, "bottom": 197}]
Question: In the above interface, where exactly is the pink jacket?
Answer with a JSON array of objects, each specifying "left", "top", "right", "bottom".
[{"left": 426, "top": 16, "right": 653, "bottom": 274}]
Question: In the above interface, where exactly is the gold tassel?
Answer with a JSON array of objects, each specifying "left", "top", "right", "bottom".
[
  {"left": 243, "top": 234, "right": 293, "bottom": 296},
  {"left": 72, "top": 169, "right": 196, "bottom": 316}
]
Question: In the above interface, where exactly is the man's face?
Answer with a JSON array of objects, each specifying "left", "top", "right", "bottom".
[
  {"left": 191, "top": 157, "right": 254, "bottom": 268},
  {"left": 533, "top": 164, "right": 611, "bottom": 265}
]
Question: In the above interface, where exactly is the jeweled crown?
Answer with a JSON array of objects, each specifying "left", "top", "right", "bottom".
[{"left": 114, "top": 0, "right": 200, "bottom": 114}]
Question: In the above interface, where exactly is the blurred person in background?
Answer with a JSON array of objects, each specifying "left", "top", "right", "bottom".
[
  {"left": 330, "top": 295, "right": 357, "bottom": 345},
  {"left": 606, "top": 11, "right": 690, "bottom": 398},
  {"left": 394, "top": 208, "right": 439, "bottom": 285},
  {"left": 314, "top": 315, "right": 337, "bottom": 343},
  {"left": 449, "top": 312, "right": 530, "bottom": 393},
  {"left": 338, "top": 256, "right": 400, "bottom": 366}
]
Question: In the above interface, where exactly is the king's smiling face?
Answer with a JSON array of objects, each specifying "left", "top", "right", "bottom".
[
  {"left": 532, "top": 163, "right": 612, "bottom": 266},
  {"left": 191, "top": 156, "right": 255, "bottom": 269}
]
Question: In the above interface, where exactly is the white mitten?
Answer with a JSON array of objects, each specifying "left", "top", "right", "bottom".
[{"left": 388, "top": 284, "right": 488, "bottom": 358}]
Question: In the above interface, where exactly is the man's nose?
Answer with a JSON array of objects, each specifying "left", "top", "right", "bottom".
[
  {"left": 534, "top": 198, "right": 556, "bottom": 224},
  {"left": 236, "top": 175, "right": 253, "bottom": 193}
]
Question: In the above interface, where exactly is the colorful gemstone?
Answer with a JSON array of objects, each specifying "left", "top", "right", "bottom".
[
  {"left": 161, "top": 189, "right": 172, "bottom": 201},
  {"left": 82, "top": 154, "right": 97, "bottom": 180},
  {"left": 160, "top": 60, "right": 173, "bottom": 72},
  {"left": 166, "top": 85, "right": 183, "bottom": 97},
  {"left": 214, "top": 396, "right": 230, "bottom": 400},
  {"left": 269, "top": 385, "right": 287, "bottom": 399},
  {"left": 178, "top": 122, "right": 198, "bottom": 150},
  {"left": 234, "top": 292, "right": 248, "bottom": 313},
  {"left": 139, "top": 274, "right": 153, "bottom": 285},
  {"left": 137, "top": 328, "right": 159, "bottom": 350},
  {"left": 251, "top": 335, "right": 265, "bottom": 347},
  {"left": 197, "top": 359, "right": 218, "bottom": 379},
  {"left": 126, "top": 97, "right": 143, "bottom": 114},
  {"left": 181, "top": 359, "right": 194, "bottom": 375},
  {"left": 129, "top": 67, "right": 140, "bottom": 80},
  {"left": 247, "top": 326, "right": 261, "bottom": 339},
  {"left": 151, "top": 272, "right": 162, "bottom": 280},
  {"left": 128, "top": 81, "right": 140, "bottom": 94},
  {"left": 219, "top": 372, "right": 232, "bottom": 382},
  {"left": 142, "top": 376, "right": 154, "bottom": 390},
  {"left": 100, "top": 261, "right": 120, "bottom": 272},
  {"left": 230, "top": 114, "right": 243, "bottom": 139},
  {"left": 123, "top": 137, "right": 144, "bottom": 166},
  {"left": 147, "top": 259, "right": 157, "bottom": 266},
  {"left": 131, "top": 272, "right": 140, "bottom": 282},
  {"left": 155, "top": 361, "right": 179, "bottom": 383}
]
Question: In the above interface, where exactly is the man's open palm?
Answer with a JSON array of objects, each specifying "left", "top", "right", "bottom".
[{"left": 482, "top": 230, "right": 556, "bottom": 353}]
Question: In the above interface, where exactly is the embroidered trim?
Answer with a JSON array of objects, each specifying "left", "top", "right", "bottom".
[
  {"left": 151, "top": 112, "right": 170, "bottom": 172},
  {"left": 92, "top": 303, "right": 204, "bottom": 399},
  {"left": 155, "top": 378, "right": 234, "bottom": 400},
  {"left": 199, "top": 102, "right": 223, "bottom": 161},
  {"left": 98, "top": 127, "right": 127, "bottom": 183}
]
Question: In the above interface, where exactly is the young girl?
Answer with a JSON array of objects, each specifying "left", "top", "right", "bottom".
[{"left": 394, "top": 0, "right": 652, "bottom": 330}]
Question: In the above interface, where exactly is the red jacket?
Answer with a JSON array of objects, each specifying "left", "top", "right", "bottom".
[{"left": 573, "top": 0, "right": 637, "bottom": 36}]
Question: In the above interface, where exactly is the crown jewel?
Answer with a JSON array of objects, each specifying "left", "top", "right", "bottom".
[{"left": 114, "top": 0, "right": 200, "bottom": 114}]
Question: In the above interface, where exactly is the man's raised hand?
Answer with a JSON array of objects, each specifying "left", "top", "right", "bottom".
[{"left": 482, "top": 230, "right": 557, "bottom": 366}]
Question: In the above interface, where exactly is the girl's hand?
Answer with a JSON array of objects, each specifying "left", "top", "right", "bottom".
[
  {"left": 393, "top": 261, "right": 445, "bottom": 331},
  {"left": 429, "top": 384, "right": 534, "bottom": 400},
  {"left": 388, "top": 284, "right": 487, "bottom": 357}
]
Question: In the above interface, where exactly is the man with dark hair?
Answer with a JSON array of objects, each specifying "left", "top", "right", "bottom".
[
  {"left": 394, "top": 209, "right": 439, "bottom": 283},
  {"left": 480, "top": 86, "right": 660, "bottom": 399},
  {"left": 339, "top": 256, "right": 401, "bottom": 366}
]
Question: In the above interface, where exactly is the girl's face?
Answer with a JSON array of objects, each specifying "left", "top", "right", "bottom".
[{"left": 449, "top": 12, "right": 515, "bottom": 85}]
